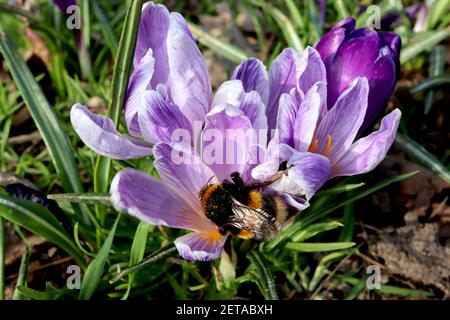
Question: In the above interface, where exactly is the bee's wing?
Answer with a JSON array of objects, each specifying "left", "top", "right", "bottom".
[{"left": 228, "top": 198, "right": 280, "bottom": 240}]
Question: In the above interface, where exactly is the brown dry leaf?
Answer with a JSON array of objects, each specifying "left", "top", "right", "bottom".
[{"left": 368, "top": 223, "right": 450, "bottom": 295}]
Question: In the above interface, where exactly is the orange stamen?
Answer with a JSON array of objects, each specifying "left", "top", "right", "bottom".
[
  {"left": 203, "top": 230, "right": 223, "bottom": 246},
  {"left": 308, "top": 138, "right": 319, "bottom": 153},
  {"left": 323, "top": 135, "right": 332, "bottom": 157}
]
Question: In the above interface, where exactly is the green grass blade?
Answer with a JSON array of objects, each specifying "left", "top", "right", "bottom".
[
  {"left": 13, "top": 245, "right": 31, "bottom": 300},
  {"left": 334, "top": 0, "right": 350, "bottom": 20},
  {"left": 400, "top": 28, "right": 450, "bottom": 63},
  {"left": 188, "top": 23, "right": 249, "bottom": 64},
  {"left": 284, "top": 0, "right": 305, "bottom": 30},
  {"left": 309, "top": 249, "right": 353, "bottom": 291},
  {"left": 110, "top": 244, "right": 177, "bottom": 284},
  {"left": 0, "top": 194, "right": 85, "bottom": 267},
  {"left": 0, "top": 28, "right": 91, "bottom": 225},
  {"left": 410, "top": 75, "right": 450, "bottom": 93},
  {"left": 0, "top": 217, "right": 4, "bottom": 300},
  {"left": 315, "top": 183, "right": 366, "bottom": 196},
  {"left": 92, "top": 1, "right": 118, "bottom": 57},
  {"left": 292, "top": 221, "right": 344, "bottom": 242},
  {"left": 93, "top": 0, "right": 143, "bottom": 240},
  {"left": 78, "top": 214, "right": 121, "bottom": 300},
  {"left": 424, "top": 46, "right": 445, "bottom": 114},
  {"left": 426, "top": 0, "right": 450, "bottom": 30},
  {"left": 247, "top": 251, "right": 279, "bottom": 300},
  {"left": 395, "top": 133, "right": 450, "bottom": 183},
  {"left": 339, "top": 204, "right": 355, "bottom": 242},
  {"left": 122, "top": 221, "right": 149, "bottom": 300},
  {"left": 269, "top": 6, "right": 303, "bottom": 52},
  {"left": 286, "top": 242, "right": 355, "bottom": 252},
  {"left": 48, "top": 193, "right": 111, "bottom": 205}
]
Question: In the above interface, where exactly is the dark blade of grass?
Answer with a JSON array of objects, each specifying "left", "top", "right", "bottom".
[
  {"left": 247, "top": 251, "right": 278, "bottom": 300},
  {"left": 400, "top": 28, "right": 450, "bottom": 63},
  {"left": 339, "top": 204, "right": 355, "bottom": 242},
  {"left": 188, "top": 23, "right": 249, "bottom": 64},
  {"left": 0, "top": 217, "right": 4, "bottom": 300},
  {"left": 424, "top": 46, "right": 445, "bottom": 114},
  {"left": 12, "top": 245, "right": 31, "bottom": 300},
  {"left": 78, "top": 214, "right": 121, "bottom": 300},
  {"left": 266, "top": 171, "right": 419, "bottom": 251},
  {"left": 48, "top": 193, "right": 111, "bottom": 205},
  {"left": 92, "top": 1, "right": 118, "bottom": 57},
  {"left": 0, "top": 194, "right": 86, "bottom": 267},
  {"left": 395, "top": 133, "right": 450, "bottom": 183},
  {"left": 122, "top": 221, "right": 149, "bottom": 300},
  {"left": 93, "top": 0, "right": 143, "bottom": 242},
  {"left": 0, "top": 28, "right": 91, "bottom": 225},
  {"left": 110, "top": 244, "right": 177, "bottom": 284},
  {"left": 410, "top": 75, "right": 450, "bottom": 93}
]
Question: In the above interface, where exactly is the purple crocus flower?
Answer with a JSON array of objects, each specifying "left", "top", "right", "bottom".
[
  {"left": 315, "top": 18, "right": 401, "bottom": 131},
  {"left": 71, "top": 3, "right": 311, "bottom": 261},
  {"left": 243, "top": 47, "right": 401, "bottom": 202}
]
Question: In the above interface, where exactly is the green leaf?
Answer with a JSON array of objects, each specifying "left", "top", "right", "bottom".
[
  {"left": 92, "top": 1, "right": 118, "bottom": 56},
  {"left": 78, "top": 214, "right": 121, "bottom": 300},
  {"left": 0, "top": 194, "right": 85, "bottom": 267},
  {"left": 334, "top": 0, "right": 350, "bottom": 20},
  {"left": 315, "top": 183, "right": 366, "bottom": 196},
  {"left": 16, "top": 285, "right": 62, "bottom": 300},
  {"left": 339, "top": 204, "right": 355, "bottom": 242},
  {"left": 13, "top": 245, "right": 31, "bottom": 300},
  {"left": 337, "top": 275, "right": 434, "bottom": 298},
  {"left": 424, "top": 46, "right": 445, "bottom": 114},
  {"left": 400, "top": 29, "right": 450, "bottom": 63},
  {"left": 93, "top": 0, "right": 143, "bottom": 240},
  {"left": 286, "top": 242, "right": 355, "bottom": 252},
  {"left": 0, "top": 28, "right": 91, "bottom": 225},
  {"left": 269, "top": 6, "right": 303, "bottom": 52},
  {"left": 188, "top": 23, "right": 249, "bottom": 64},
  {"left": 426, "top": 0, "right": 450, "bottom": 30},
  {"left": 309, "top": 249, "right": 354, "bottom": 291},
  {"left": 292, "top": 221, "right": 344, "bottom": 242},
  {"left": 122, "top": 221, "right": 149, "bottom": 300},
  {"left": 247, "top": 251, "right": 278, "bottom": 300},
  {"left": 395, "top": 133, "right": 450, "bottom": 183},
  {"left": 410, "top": 75, "right": 450, "bottom": 93},
  {"left": 0, "top": 217, "right": 4, "bottom": 300},
  {"left": 48, "top": 193, "right": 111, "bottom": 205}
]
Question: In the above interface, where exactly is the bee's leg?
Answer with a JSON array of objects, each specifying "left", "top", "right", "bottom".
[
  {"left": 246, "top": 165, "right": 294, "bottom": 190},
  {"left": 230, "top": 171, "right": 245, "bottom": 187}
]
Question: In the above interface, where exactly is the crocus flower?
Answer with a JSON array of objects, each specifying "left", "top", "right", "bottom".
[
  {"left": 246, "top": 46, "right": 401, "bottom": 202},
  {"left": 315, "top": 18, "right": 401, "bottom": 131},
  {"left": 71, "top": 3, "right": 310, "bottom": 261}
]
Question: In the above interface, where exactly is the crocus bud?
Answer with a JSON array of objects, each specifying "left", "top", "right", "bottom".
[{"left": 316, "top": 18, "right": 401, "bottom": 132}]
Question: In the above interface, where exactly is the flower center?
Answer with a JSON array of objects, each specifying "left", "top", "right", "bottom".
[{"left": 308, "top": 134, "right": 332, "bottom": 157}]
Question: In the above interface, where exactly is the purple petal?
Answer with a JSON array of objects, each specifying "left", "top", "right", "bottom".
[
  {"left": 153, "top": 142, "right": 217, "bottom": 215},
  {"left": 251, "top": 142, "right": 296, "bottom": 181},
  {"left": 125, "top": 49, "right": 155, "bottom": 136},
  {"left": 314, "top": 77, "right": 369, "bottom": 164},
  {"left": 326, "top": 28, "right": 381, "bottom": 108},
  {"left": 212, "top": 80, "right": 244, "bottom": 108},
  {"left": 166, "top": 14, "right": 211, "bottom": 125},
  {"left": 293, "top": 84, "right": 322, "bottom": 152},
  {"left": 270, "top": 152, "right": 331, "bottom": 200},
  {"left": 239, "top": 91, "right": 268, "bottom": 132},
  {"left": 135, "top": 2, "right": 170, "bottom": 88},
  {"left": 276, "top": 92, "right": 299, "bottom": 147},
  {"left": 70, "top": 104, "right": 152, "bottom": 159},
  {"left": 138, "top": 90, "right": 192, "bottom": 144},
  {"left": 316, "top": 18, "right": 355, "bottom": 66},
  {"left": 110, "top": 168, "right": 213, "bottom": 232},
  {"left": 333, "top": 109, "right": 401, "bottom": 177},
  {"left": 175, "top": 231, "right": 226, "bottom": 261},
  {"left": 360, "top": 54, "right": 397, "bottom": 132},
  {"left": 241, "top": 144, "right": 269, "bottom": 184},
  {"left": 53, "top": 0, "right": 76, "bottom": 14},
  {"left": 202, "top": 105, "right": 253, "bottom": 180},
  {"left": 298, "top": 47, "right": 327, "bottom": 94},
  {"left": 232, "top": 58, "right": 269, "bottom": 106},
  {"left": 379, "top": 32, "right": 401, "bottom": 59},
  {"left": 267, "top": 48, "right": 304, "bottom": 130}
]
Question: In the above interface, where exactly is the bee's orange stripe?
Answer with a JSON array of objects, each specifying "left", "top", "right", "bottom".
[{"left": 248, "top": 191, "right": 263, "bottom": 209}]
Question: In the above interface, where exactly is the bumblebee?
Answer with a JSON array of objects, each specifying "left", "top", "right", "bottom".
[{"left": 199, "top": 171, "right": 289, "bottom": 241}]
